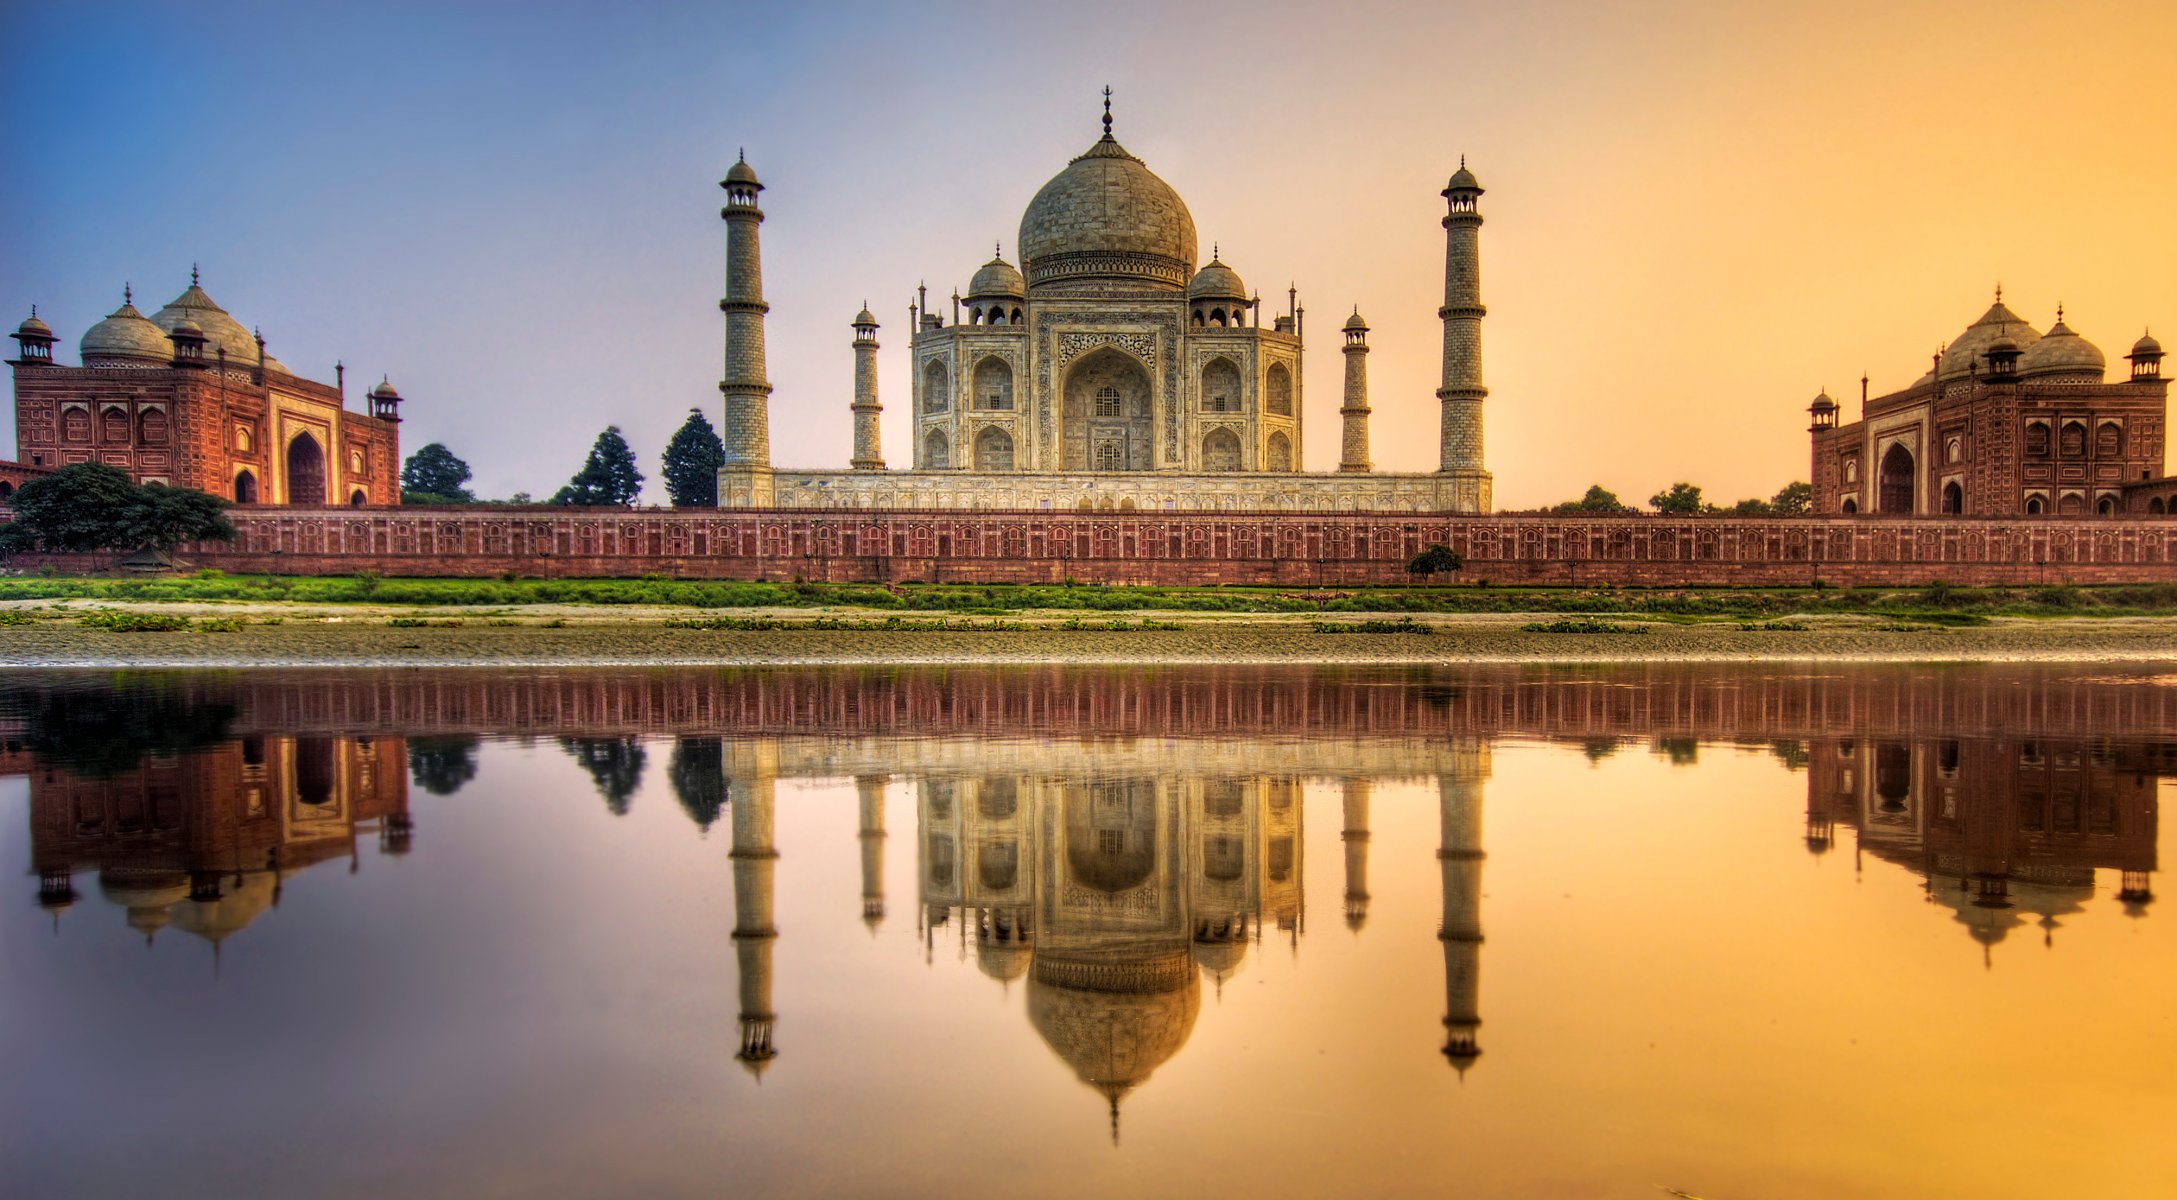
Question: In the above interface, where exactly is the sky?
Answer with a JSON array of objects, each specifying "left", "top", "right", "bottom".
[{"left": 4, "top": 0, "right": 2173, "bottom": 509}]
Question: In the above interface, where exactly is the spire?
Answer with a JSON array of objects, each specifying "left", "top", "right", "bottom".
[
  {"left": 123, "top": 283, "right": 131, "bottom": 304},
  {"left": 1994, "top": 282, "right": 2002, "bottom": 303},
  {"left": 191, "top": 263, "right": 199, "bottom": 286},
  {"left": 1102, "top": 85, "right": 1113, "bottom": 137}
]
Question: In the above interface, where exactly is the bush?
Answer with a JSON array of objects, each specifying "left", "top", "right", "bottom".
[
  {"left": 1520, "top": 619, "right": 1648, "bottom": 634},
  {"left": 78, "top": 611, "right": 192, "bottom": 633}
]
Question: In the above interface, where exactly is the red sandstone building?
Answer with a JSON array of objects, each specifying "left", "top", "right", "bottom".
[
  {"left": 1807, "top": 294, "right": 2172, "bottom": 517},
  {"left": 4, "top": 274, "right": 404, "bottom": 506}
]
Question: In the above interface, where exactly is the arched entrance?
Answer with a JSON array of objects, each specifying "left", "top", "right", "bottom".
[
  {"left": 1877, "top": 444, "right": 1915, "bottom": 514},
  {"left": 349, "top": 488, "right": 369, "bottom": 507},
  {"left": 1062, "top": 347, "right": 1152, "bottom": 471},
  {"left": 921, "top": 428, "right": 950, "bottom": 469},
  {"left": 1265, "top": 431, "right": 1293, "bottom": 471},
  {"left": 234, "top": 470, "right": 258, "bottom": 503},
  {"left": 285, "top": 432, "right": 326, "bottom": 505},
  {"left": 1202, "top": 428, "right": 1241, "bottom": 471},
  {"left": 973, "top": 426, "right": 1014, "bottom": 471},
  {"left": 1940, "top": 480, "right": 1962, "bottom": 513}
]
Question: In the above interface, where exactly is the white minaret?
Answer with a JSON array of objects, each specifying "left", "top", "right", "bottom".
[
  {"left": 1339, "top": 309, "right": 1372, "bottom": 473},
  {"left": 849, "top": 306, "right": 883, "bottom": 470},
  {"left": 1436, "top": 159, "right": 1493, "bottom": 511},
  {"left": 718, "top": 151, "right": 775, "bottom": 506},
  {"left": 1438, "top": 743, "right": 1489, "bottom": 1074}
]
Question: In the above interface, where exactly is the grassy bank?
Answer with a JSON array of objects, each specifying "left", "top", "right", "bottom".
[{"left": 3, "top": 571, "right": 2175, "bottom": 621}]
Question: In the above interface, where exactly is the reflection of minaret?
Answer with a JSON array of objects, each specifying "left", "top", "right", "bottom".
[
  {"left": 857, "top": 775, "right": 887, "bottom": 931},
  {"left": 1438, "top": 744, "right": 1489, "bottom": 1074},
  {"left": 1341, "top": 779, "right": 1371, "bottom": 931},
  {"left": 729, "top": 759, "right": 779, "bottom": 1077}
]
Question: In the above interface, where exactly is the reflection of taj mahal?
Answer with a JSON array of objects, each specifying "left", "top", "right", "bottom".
[{"left": 716, "top": 94, "right": 1493, "bottom": 513}]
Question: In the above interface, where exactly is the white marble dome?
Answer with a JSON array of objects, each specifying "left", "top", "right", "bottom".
[
  {"left": 79, "top": 292, "right": 173, "bottom": 365},
  {"left": 967, "top": 254, "right": 1026, "bottom": 300},
  {"left": 1939, "top": 299, "right": 2039, "bottom": 381},
  {"left": 150, "top": 279, "right": 287, "bottom": 374},
  {"left": 2018, "top": 317, "right": 2105, "bottom": 381},
  {"left": 1019, "top": 134, "right": 1197, "bottom": 292}
]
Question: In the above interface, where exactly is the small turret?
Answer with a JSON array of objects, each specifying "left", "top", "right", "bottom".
[
  {"left": 368, "top": 376, "right": 404, "bottom": 422},
  {"left": 168, "top": 319, "right": 208, "bottom": 366},
  {"left": 1808, "top": 388, "right": 1839, "bottom": 432},
  {"left": 2129, "top": 331, "right": 2164, "bottom": 382},
  {"left": 10, "top": 307, "right": 55, "bottom": 364}
]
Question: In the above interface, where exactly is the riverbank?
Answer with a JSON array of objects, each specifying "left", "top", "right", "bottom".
[{"left": 3, "top": 598, "right": 2173, "bottom": 666}]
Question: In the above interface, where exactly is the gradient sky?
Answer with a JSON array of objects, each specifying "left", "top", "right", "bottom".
[{"left": 4, "top": 0, "right": 2173, "bottom": 508}]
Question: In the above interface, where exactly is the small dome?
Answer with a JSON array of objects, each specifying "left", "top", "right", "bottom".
[
  {"left": 976, "top": 938, "right": 1030, "bottom": 983},
  {"left": 172, "top": 872, "right": 278, "bottom": 946},
  {"left": 150, "top": 276, "right": 287, "bottom": 372},
  {"left": 852, "top": 305, "right": 878, "bottom": 327},
  {"left": 1988, "top": 334, "right": 2019, "bottom": 355},
  {"left": 370, "top": 376, "right": 400, "bottom": 399},
  {"left": 2132, "top": 331, "right": 2162, "bottom": 357},
  {"left": 1810, "top": 389, "right": 1838, "bottom": 411},
  {"left": 171, "top": 320, "right": 204, "bottom": 338},
  {"left": 80, "top": 296, "right": 172, "bottom": 365},
  {"left": 967, "top": 254, "right": 1026, "bottom": 300},
  {"left": 1939, "top": 298, "right": 2040, "bottom": 380},
  {"left": 1186, "top": 257, "right": 1248, "bottom": 303},
  {"left": 1343, "top": 308, "right": 1370, "bottom": 333},
  {"left": 16, "top": 310, "right": 52, "bottom": 338},
  {"left": 2019, "top": 318, "right": 2105, "bottom": 381},
  {"left": 1027, "top": 952, "right": 1200, "bottom": 1099},
  {"left": 1444, "top": 161, "right": 1482, "bottom": 193},
  {"left": 722, "top": 156, "right": 760, "bottom": 187}
]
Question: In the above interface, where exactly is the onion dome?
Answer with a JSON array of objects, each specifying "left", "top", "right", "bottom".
[
  {"left": 853, "top": 305, "right": 878, "bottom": 327},
  {"left": 1939, "top": 294, "right": 2040, "bottom": 380},
  {"left": 1186, "top": 254, "right": 1248, "bottom": 303},
  {"left": 149, "top": 271, "right": 287, "bottom": 372},
  {"left": 722, "top": 154, "right": 760, "bottom": 187},
  {"left": 1809, "top": 388, "right": 1838, "bottom": 412},
  {"left": 2018, "top": 311, "right": 2105, "bottom": 381},
  {"left": 172, "top": 872, "right": 278, "bottom": 946},
  {"left": 2132, "top": 331, "right": 2162, "bottom": 358},
  {"left": 966, "top": 252, "right": 1026, "bottom": 300},
  {"left": 1343, "top": 308, "right": 1370, "bottom": 333},
  {"left": 80, "top": 290, "right": 172, "bottom": 365},
  {"left": 16, "top": 310, "right": 52, "bottom": 339},
  {"left": 976, "top": 936, "right": 1030, "bottom": 984},
  {"left": 1445, "top": 160, "right": 1482, "bottom": 193},
  {"left": 369, "top": 377, "right": 401, "bottom": 401},
  {"left": 170, "top": 319, "right": 206, "bottom": 342},
  {"left": 1018, "top": 100, "right": 1197, "bottom": 292},
  {"left": 98, "top": 868, "right": 190, "bottom": 942},
  {"left": 1027, "top": 950, "right": 1201, "bottom": 1129}
]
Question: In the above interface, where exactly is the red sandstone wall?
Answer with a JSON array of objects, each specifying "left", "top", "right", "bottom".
[{"left": 11, "top": 506, "right": 2162, "bottom": 587}]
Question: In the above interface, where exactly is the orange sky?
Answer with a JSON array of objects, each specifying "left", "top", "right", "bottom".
[{"left": 6, "top": 1, "right": 2173, "bottom": 507}]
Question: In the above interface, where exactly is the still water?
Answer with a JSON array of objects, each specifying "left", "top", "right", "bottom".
[{"left": 3, "top": 665, "right": 2171, "bottom": 1198}]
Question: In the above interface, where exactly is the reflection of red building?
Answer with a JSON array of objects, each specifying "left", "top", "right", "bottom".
[
  {"left": 1805, "top": 738, "right": 2165, "bottom": 959},
  {"left": 20, "top": 735, "right": 410, "bottom": 946}
]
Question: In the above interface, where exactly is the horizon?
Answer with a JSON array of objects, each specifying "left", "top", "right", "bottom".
[{"left": 5, "top": 0, "right": 2173, "bottom": 508}]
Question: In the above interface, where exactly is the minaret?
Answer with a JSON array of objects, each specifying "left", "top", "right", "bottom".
[
  {"left": 850, "top": 306, "right": 883, "bottom": 470},
  {"left": 1341, "top": 779, "right": 1372, "bottom": 929},
  {"left": 856, "top": 775, "right": 887, "bottom": 929},
  {"left": 718, "top": 151, "right": 775, "bottom": 506},
  {"left": 1436, "top": 160, "right": 1494, "bottom": 511},
  {"left": 1338, "top": 309, "right": 1372, "bottom": 472},
  {"left": 1438, "top": 742, "right": 1490, "bottom": 1073},
  {"left": 728, "top": 751, "right": 780, "bottom": 1076}
]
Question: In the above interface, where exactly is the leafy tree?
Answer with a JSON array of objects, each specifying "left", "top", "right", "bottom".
[
  {"left": 3, "top": 464, "right": 234, "bottom": 556},
  {"left": 669, "top": 736, "right": 727, "bottom": 831},
  {"left": 551, "top": 426, "right": 644, "bottom": 507},
  {"left": 408, "top": 736, "right": 481, "bottom": 797},
  {"left": 1555, "top": 484, "right": 1632, "bottom": 514},
  {"left": 1649, "top": 481, "right": 1706, "bottom": 515},
  {"left": 661, "top": 408, "right": 725, "bottom": 508},
  {"left": 1406, "top": 544, "right": 1465, "bottom": 580},
  {"left": 1770, "top": 481, "right": 1813, "bottom": 516},
  {"left": 400, "top": 443, "right": 475, "bottom": 503},
  {"left": 1729, "top": 497, "right": 1773, "bottom": 516},
  {"left": 562, "top": 737, "right": 646, "bottom": 815}
]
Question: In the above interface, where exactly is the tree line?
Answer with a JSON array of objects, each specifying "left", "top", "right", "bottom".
[
  {"left": 401, "top": 409, "right": 724, "bottom": 508},
  {"left": 1543, "top": 480, "right": 1813, "bottom": 517}
]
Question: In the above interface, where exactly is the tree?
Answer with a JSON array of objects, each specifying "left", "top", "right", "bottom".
[
  {"left": 3, "top": 463, "right": 234, "bottom": 556},
  {"left": 660, "top": 408, "right": 725, "bottom": 508},
  {"left": 408, "top": 736, "right": 481, "bottom": 797},
  {"left": 551, "top": 426, "right": 644, "bottom": 507},
  {"left": 401, "top": 443, "right": 475, "bottom": 503},
  {"left": 1649, "top": 481, "right": 1705, "bottom": 514},
  {"left": 1406, "top": 544, "right": 1465, "bottom": 580},
  {"left": 1729, "top": 497, "right": 1773, "bottom": 516},
  {"left": 1555, "top": 484, "right": 1632, "bottom": 514},
  {"left": 561, "top": 737, "right": 647, "bottom": 815},
  {"left": 669, "top": 736, "right": 727, "bottom": 832},
  {"left": 1770, "top": 481, "right": 1813, "bottom": 516}
]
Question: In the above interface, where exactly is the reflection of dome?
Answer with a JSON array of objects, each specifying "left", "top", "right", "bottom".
[
  {"left": 80, "top": 293, "right": 173, "bottom": 365},
  {"left": 99, "top": 869, "right": 190, "bottom": 940},
  {"left": 1938, "top": 299, "right": 2039, "bottom": 380},
  {"left": 977, "top": 937, "right": 1030, "bottom": 983},
  {"left": 1019, "top": 132, "right": 1197, "bottom": 292},
  {"left": 149, "top": 277, "right": 287, "bottom": 373},
  {"left": 1191, "top": 936, "right": 1249, "bottom": 987},
  {"left": 1028, "top": 950, "right": 1200, "bottom": 1121},
  {"left": 2019, "top": 317, "right": 2106, "bottom": 381},
  {"left": 172, "top": 872, "right": 278, "bottom": 945},
  {"left": 967, "top": 255, "right": 1026, "bottom": 300}
]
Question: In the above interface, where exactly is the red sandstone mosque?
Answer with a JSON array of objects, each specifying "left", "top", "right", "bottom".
[{"left": 3, "top": 271, "right": 405, "bottom": 506}]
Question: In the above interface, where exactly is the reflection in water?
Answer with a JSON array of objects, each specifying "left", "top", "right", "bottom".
[{"left": 2, "top": 666, "right": 2169, "bottom": 1194}]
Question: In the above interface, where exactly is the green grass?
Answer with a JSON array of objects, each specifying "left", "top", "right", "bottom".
[
  {"left": 77, "top": 611, "right": 194, "bottom": 633},
  {"left": 1312, "top": 618, "right": 1432, "bottom": 634}
]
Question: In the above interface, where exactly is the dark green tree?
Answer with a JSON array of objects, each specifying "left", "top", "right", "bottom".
[
  {"left": 1406, "top": 544, "right": 1465, "bottom": 580},
  {"left": 1770, "top": 481, "right": 1813, "bottom": 516},
  {"left": 1729, "top": 496, "right": 1774, "bottom": 515},
  {"left": 668, "top": 736, "right": 727, "bottom": 831},
  {"left": 1555, "top": 484, "right": 1632, "bottom": 514},
  {"left": 562, "top": 737, "right": 646, "bottom": 815},
  {"left": 1649, "top": 481, "right": 1706, "bottom": 514},
  {"left": 3, "top": 463, "right": 234, "bottom": 555},
  {"left": 660, "top": 408, "right": 725, "bottom": 508},
  {"left": 408, "top": 736, "right": 482, "bottom": 797},
  {"left": 551, "top": 426, "right": 644, "bottom": 507},
  {"left": 400, "top": 443, "right": 475, "bottom": 503}
]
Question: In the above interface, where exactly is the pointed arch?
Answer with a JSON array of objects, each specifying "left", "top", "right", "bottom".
[
  {"left": 973, "top": 425, "right": 1014, "bottom": 471},
  {"left": 1202, "top": 428, "right": 1241, "bottom": 471},
  {"left": 1877, "top": 443, "right": 1914, "bottom": 514},
  {"left": 1265, "top": 431, "right": 1293, "bottom": 472},
  {"left": 921, "top": 428, "right": 950, "bottom": 469},
  {"left": 1265, "top": 363, "right": 1294, "bottom": 416},
  {"left": 285, "top": 431, "right": 327, "bottom": 505}
]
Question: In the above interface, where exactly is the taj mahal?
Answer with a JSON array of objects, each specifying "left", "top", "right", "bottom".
[{"left": 716, "top": 92, "right": 1493, "bottom": 513}]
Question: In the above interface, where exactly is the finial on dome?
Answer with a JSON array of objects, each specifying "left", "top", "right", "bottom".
[
  {"left": 1102, "top": 85, "right": 1113, "bottom": 137},
  {"left": 192, "top": 263, "right": 199, "bottom": 286},
  {"left": 1461, "top": 154, "right": 1466, "bottom": 168},
  {"left": 1212, "top": 242, "right": 1219, "bottom": 261},
  {"left": 994, "top": 240, "right": 1002, "bottom": 259},
  {"left": 27, "top": 304, "right": 33, "bottom": 317},
  {"left": 2056, "top": 302, "right": 2064, "bottom": 322},
  {"left": 124, "top": 283, "right": 132, "bottom": 304},
  {"left": 738, "top": 147, "right": 745, "bottom": 163},
  {"left": 1994, "top": 282, "right": 2002, "bottom": 303}
]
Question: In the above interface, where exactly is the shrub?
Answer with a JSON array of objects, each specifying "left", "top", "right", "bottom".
[
  {"left": 78, "top": 611, "right": 191, "bottom": 632},
  {"left": 1520, "top": 619, "right": 1648, "bottom": 634}
]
